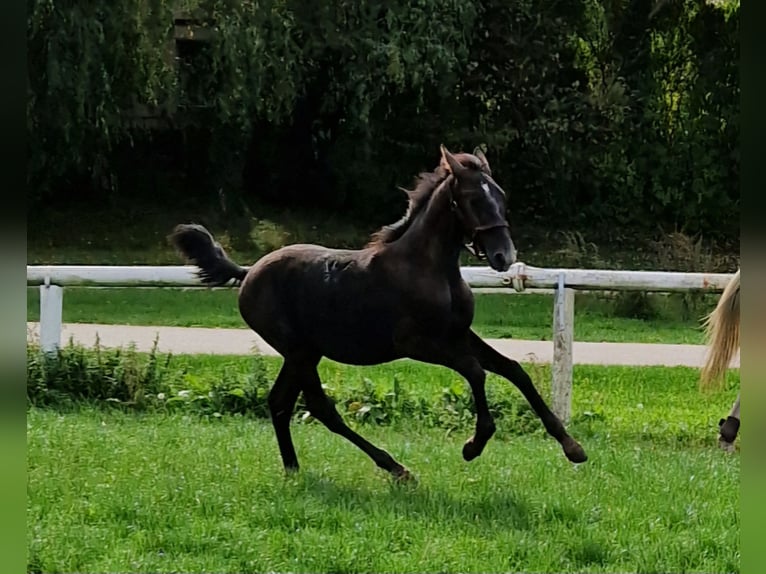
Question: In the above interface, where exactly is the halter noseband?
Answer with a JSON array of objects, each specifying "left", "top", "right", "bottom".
[
  {"left": 450, "top": 198, "right": 509, "bottom": 260},
  {"left": 464, "top": 221, "right": 510, "bottom": 259}
]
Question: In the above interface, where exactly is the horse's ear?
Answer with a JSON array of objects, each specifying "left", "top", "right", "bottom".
[
  {"left": 473, "top": 147, "right": 492, "bottom": 175},
  {"left": 440, "top": 144, "right": 467, "bottom": 178}
]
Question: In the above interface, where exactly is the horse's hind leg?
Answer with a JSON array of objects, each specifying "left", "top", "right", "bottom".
[
  {"left": 468, "top": 330, "right": 587, "bottom": 463},
  {"left": 299, "top": 364, "right": 412, "bottom": 481},
  {"left": 718, "top": 392, "right": 740, "bottom": 452},
  {"left": 268, "top": 361, "right": 303, "bottom": 472}
]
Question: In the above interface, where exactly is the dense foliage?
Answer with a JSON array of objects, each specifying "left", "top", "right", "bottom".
[{"left": 27, "top": 0, "right": 739, "bottom": 242}]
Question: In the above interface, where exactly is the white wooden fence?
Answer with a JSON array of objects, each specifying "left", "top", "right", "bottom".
[{"left": 26, "top": 263, "right": 735, "bottom": 422}]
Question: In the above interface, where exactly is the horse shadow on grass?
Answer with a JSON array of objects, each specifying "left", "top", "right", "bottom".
[{"left": 282, "top": 469, "right": 581, "bottom": 537}]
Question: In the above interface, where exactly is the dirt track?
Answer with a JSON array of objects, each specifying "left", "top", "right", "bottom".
[{"left": 26, "top": 322, "right": 739, "bottom": 368}]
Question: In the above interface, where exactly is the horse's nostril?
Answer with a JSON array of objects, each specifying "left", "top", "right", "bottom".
[{"left": 493, "top": 253, "right": 507, "bottom": 269}]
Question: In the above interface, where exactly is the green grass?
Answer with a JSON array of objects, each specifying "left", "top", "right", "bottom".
[
  {"left": 26, "top": 341, "right": 741, "bottom": 438},
  {"left": 114, "top": 353, "right": 743, "bottom": 442},
  {"left": 26, "top": 286, "right": 718, "bottom": 344},
  {"left": 27, "top": 347, "right": 742, "bottom": 572},
  {"left": 28, "top": 406, "right": 740, "bottom": 572}
]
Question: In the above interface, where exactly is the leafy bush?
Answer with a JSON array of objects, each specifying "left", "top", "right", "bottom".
[
  {"left": 27, "top": 336, "right": 171, "bottom": 408},
  {"left": 26, "top": 341, "right": 547, "bottom": 437}
]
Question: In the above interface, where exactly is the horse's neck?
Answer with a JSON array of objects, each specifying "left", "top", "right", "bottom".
[{"left": 404, "top": 184, "right": 464, "bottom": 272}]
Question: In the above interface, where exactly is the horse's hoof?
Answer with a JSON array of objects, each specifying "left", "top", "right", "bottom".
[
  {"left": 392, "top": 467, "right": 417, "bottom": 484},
  {"left": 462, "top": 438, "right": 483, "bottom": 462},
  {"left": 718, "top": 416, "right": 740, "bottom": 444},
  {"left": 562, "top": 437, "right": 587, "bottom": 463}
]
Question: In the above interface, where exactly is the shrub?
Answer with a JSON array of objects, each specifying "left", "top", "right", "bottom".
[{"left": 26, "top": 341, "right": 546, "bottom": 437}]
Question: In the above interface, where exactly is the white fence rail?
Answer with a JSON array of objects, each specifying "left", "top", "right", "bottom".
[{"left": 27, "top": 263, "right": 735, "bottom": 422}]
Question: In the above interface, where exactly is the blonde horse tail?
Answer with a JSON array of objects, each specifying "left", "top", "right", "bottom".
[{"left": 700, "top": 268, "right": 740, "bottom": 391}]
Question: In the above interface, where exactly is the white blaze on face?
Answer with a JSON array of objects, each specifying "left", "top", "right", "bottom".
[{"left": 480, "top": 181, "right": 491, "bottom": 198}]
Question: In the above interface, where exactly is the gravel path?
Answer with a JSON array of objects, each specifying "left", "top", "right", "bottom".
[{"left": 27, "top": 322, "right": 738, "bottom": 368}]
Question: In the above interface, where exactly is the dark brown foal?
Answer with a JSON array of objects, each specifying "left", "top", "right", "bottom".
[{"left": 170, "top": 145, "right": 587, "bottom": 480}]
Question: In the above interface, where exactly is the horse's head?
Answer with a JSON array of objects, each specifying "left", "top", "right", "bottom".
[{"left": 440, "top": 145, "right": 516, "bottom": 272}]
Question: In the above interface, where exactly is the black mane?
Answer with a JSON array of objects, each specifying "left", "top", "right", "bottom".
[{"left": 367, "top": 168, "right": 448, "bottom": 247}]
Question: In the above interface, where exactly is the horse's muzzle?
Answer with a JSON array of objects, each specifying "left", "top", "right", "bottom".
[
  {"left": 489, "top": 251, "right": 513, "bottom": 272},
  {"left": 476, "top": 227, "right": 516, "bottom": 272}
]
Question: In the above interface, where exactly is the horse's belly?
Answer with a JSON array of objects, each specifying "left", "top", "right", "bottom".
[
  {"left": 305, "top": 312, "right": 400, "bottom": 365},
  {"left": 320, "top": 341, "right": 399, "bottom": 366}
]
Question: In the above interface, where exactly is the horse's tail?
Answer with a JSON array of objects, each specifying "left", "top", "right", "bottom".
[
  {"left": 700, "top": 268, "right": 740, "bottom": 390},
  {"left": 168, "top": 223, "right": 249, "bottom": 286}
]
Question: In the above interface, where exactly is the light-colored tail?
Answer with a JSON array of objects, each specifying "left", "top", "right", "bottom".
[{"left": 700, "top": 268, "right": 740, "bottom": 390}]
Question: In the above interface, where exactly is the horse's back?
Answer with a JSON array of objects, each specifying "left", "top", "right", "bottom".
[{"left": 237, "top": 244, "right": 401, "bottom": 362}]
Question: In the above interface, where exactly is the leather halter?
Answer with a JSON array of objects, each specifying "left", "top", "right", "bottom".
[
  {"left": 464, "top": 221, "right": 510, "bottom": 259},
  {"left": 450, "top": 198, "right": 509, "bottom": 259}
]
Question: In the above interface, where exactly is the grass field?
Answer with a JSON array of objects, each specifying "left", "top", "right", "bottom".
[
  {"left": 27, "top": 410, "right": 740, "bottom": 573},
  {"left": 26, "top": 287, "right": 719, "bottom": 344},
  {"left": 28, "top": 351, "right": 741, "bottom": 573}
]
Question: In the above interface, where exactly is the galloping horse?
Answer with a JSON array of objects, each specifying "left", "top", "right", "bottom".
[
  {"left": 169, "top": 146, "right": 587, "bottom": 480},
  {"left": 700, "top": 268, "right": 740, "bottom": 451}
]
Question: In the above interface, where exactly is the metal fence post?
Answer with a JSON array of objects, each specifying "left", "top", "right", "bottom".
[
  {"left": 39, "top": 281, "right": 63, "bottom": 354},
  {"left": 552, "top": 273, "right": 575, "bottom": 423}
]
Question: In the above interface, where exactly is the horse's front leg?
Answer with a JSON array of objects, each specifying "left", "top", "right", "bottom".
[
  {"left": 396, "top": 331, "right": 497, "bottom": 461},
  {"left": 450, "top": 353, "right": 497, "bottom": 461},
  {"left": 467, "top": 330, "right": 587, "bottom": 464}
]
